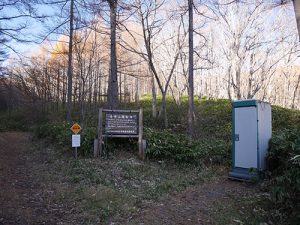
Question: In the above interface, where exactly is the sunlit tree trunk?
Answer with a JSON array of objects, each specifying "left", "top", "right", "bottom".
[
  {"left": 62, "top": 66, "right": 66, "bottom": 109},
  {"left": 293, "top": 0, "right": 300, "bottom": 40},
  {"left": 292, "top": 74, "right": 300, "bottom": 109},
  {"left": 56, "top": 68, "right": 60, "bottom": 111},
  {"left": 107, "top": 0, "right": 118, "bottom": 109},
  {"left": 151, "top": 74, "right": 157, "bottom": 118},
  {"left": 67, "top": 0, "right": 74, "bottom": 122},
  {"left": 235, "top": 67, "right": 242, "bottom": 99},
  {"left": 135, "top": 77, "right": 139, "bottom": 104},
  {"left": 188, "top": 0, "right": 194, "bottom": 136},
  {"left": 159, "top": 92, "right": 168, "bottom": 128},
  {"left": 227, "top": 65, "right": 232, "bottom": 101}
]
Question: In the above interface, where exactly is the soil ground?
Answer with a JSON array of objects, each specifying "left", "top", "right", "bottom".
[
  {"left": 0, "top": 132, "right": 75, "bottom": 225},
  {"left": 119, "top": 179, "right": 255, "bottom": 225},
  {"left": 0, "top": 132, "right": 259, "bottom": 225}
]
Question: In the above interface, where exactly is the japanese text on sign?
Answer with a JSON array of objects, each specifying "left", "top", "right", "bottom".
[{"left": 105, "top": 113, "right": 138, "bottom": 135}]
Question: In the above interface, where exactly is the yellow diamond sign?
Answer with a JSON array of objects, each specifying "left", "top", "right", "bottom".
[{"left": 71, "top": 123, "right": 81, "bottom": 134}]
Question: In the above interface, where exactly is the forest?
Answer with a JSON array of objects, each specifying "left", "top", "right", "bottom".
[
  {"left": 1, "top": 0, "right": 300, "bottom": 125},
  {"left": 0, "top": 0, "right": 300, "bottom": 225}
]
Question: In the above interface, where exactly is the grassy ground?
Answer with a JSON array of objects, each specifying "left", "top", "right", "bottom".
[
  {"left": 30, "top": 139, "right": 228, "bottom": 224},
  {"left": 1, "top": 96, "right": 300, "bottom": 224},
  {"left": 31, "top": 136, "right": 291, "bottom": 225}
]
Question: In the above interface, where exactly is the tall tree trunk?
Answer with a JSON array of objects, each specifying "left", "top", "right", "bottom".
[
  {"left": 235, "top": 68, "right": 242, "bottom": 100},
  {"left": 283, "top": 74, "right": 287, "bottom": 107},
  {"left": 292, "top": 74, "right": 300, "bottom": 109},
  {"left": 94, "top": 71, "right": 98, "bottom": 113},
  {"left": 80, "top": 83, "right": 85, "bottom": 124},
  {"left": 88, "top": 73, "right": 92, "bottom": 112},
  {"left": 135, "top": 77, "right": 139, "bottom": 104},
  {"left": 119, "top": 71, "right": 122, "bottom": 104},
  {"left": 293, "top": 0, "right": 300, "bottom": 41},
  {"left": 247, "top": 76, "right": 253, "bottom": 99},
  {"left": 124, "top": 72, "right": 128, "bottom": 105},
  {"left": 247, "top": 54, "right": 254, "bottom": 99},
  {"left": 188, "top": 0, "right": 194, "bottom": 136},
  {"left": 227, "top": 65, "right": 232, "bottom": 101},
  {"left": 67, "top": 0, "right": 74, "bottom": 122},
  {"left": 8, "top": 78, "right": 13, "bottom": 114},
  {"left": 78, "top": 77, "right": 82, "bottom": 113},
  {"left": 160, "top": 92, "right": 168, "bottom": 128},
  {"left": 107, "top": 0, "right": 118, "bottom": 109},
  {"left": 57, "top": 69, "right": 60, "bottom": 111},
  {"left": 62, "top": 67, "right": 66, "bottom": 109},
  {"left": 151, "top": 72, "right": 157, "bottom": 118}
]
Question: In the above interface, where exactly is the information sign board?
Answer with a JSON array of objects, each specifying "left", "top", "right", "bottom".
[
  {"left": 72, "top": 134, "right": 81, "bottom": 147},
  {"left": 104, "top": 112, "right": 138, "bottom": 135}
]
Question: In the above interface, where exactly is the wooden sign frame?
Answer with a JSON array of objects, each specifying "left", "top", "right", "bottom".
[{"left": 94, "top": 108, "right": 145, "bottom": 159}]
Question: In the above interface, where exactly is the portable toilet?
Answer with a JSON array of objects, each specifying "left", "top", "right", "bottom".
[{"left": 229, "top": 100, "right": 272, "bottom": 180}]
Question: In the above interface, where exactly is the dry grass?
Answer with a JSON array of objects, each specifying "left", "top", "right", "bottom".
[{"left": 30, "top": 140, "right": 226, "bottom": 224}]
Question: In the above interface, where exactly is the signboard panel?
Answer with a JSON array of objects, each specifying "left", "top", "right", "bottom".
[
  {"left": 95, "top": 108, "right": 145, "bottom": 160},
  {"left": 104, "top": 112, "right": 138, "bottom": 135},
  {"left": 72, "top": 134, "right": 81, "bottom": 147}
]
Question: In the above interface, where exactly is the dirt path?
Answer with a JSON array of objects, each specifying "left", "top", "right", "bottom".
[
  {"left": 0, "top": 132, "right": 64, "bottom": 225},
  {"left": 120, "top": 178, "right": 254, "bottom": 225}
]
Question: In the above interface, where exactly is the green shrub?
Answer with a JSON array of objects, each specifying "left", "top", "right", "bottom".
[
  {"left": 272, "top": 106, "right": 300, "bottom": 131},
  {"left": 36, "top": 121, "right": 72, "bottom": 145},
  {"left": 194, "top": 99, "right": 232, "bottom": 141},
  {"left": 144, "top": 128, "right": 230, "bottom": 164},
  {"left": 36, "top": 122, "right": 97, "bottom": 156},
  {"left": 267, "top": 128, "right": 300, "bottom": 224},
  {"left": 0, "top": 111, "right": 30, "bottom": 131},
  {"left": 81, "top": 127, "right": 97, "bottom": 156},
  {"left": 141, "top": 96, "right": 187, "bottom": 131}
]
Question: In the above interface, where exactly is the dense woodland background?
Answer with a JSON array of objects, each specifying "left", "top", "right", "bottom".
[{"left": 0, "top": 0, "right": 300, "bottom": 125}]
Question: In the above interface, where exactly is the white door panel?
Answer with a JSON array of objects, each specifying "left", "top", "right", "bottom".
[{"left": 235, "top": 107, "right": 257, "bottom": 168}]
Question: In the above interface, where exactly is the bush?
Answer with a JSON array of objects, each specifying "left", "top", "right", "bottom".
[
  {"left": 266, "top": 128, "right": 300, "bottom": 224},
  {"left": 81, "top": 127, "right": 97, "bottom": 156},
  {"left": 144, "top": 128, "right": 231, "bottom": 164},
  {"left": 272, "top": 106, "right": 300, "bottom": 131},
  {"left": 36, "top": 121, "right": 72, "bottom": 145},
  {"left": 36, "top": 122, "right": 97, "bottom": 157},
  {"left": 0, "top": 111, "right": 30, "bottom": 131}
]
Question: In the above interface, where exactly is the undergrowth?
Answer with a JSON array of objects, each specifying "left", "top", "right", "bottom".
[
  {"left": 145, "top": 127, "right": 230, "bottom": 164},
  {"left": 264, "top": 127, "right": 300, "bottom": 224},
  {"left": 0, "top": 111, "right": 32, "bottom": 131},
  {"left": 35, "top": 122, "right": 96, "bottom": 156}
]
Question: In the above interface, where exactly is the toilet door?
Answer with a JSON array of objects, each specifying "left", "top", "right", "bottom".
[{"left": 234, "top": 106, "right": 258, "bottom": 169}]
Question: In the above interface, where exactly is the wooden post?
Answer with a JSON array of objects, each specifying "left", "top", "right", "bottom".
[
  {"left": 138, "top": 108, "right": 144, "bottom": 160},
  {"left": 97, "top": 108, "right": 103, "bottom": 157}
]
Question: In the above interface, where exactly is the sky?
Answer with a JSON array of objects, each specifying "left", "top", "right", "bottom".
[
  {"left": 2, "top": 0, "right": 299, "bottom": 62},
  {"left": 1, "top": 2, "right": 63, "bottom": 61}
]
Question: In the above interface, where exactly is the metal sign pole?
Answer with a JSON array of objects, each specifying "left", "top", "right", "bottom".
[{"left": 75, "top": 147, "right": 78, "bottom": 159}]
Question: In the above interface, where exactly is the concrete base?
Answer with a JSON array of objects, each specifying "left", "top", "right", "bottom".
[{"left": 228, "top": 167, "right": 258, "bottom": 181}]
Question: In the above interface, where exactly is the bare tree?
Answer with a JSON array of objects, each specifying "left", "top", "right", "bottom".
[
  {"left": 106, "top": 0, "right": 119, "bottom": 109},
  {"left": 120, "top": 0, "right": 187, "bottom": 127},
  {"left": 293, "top": 0, "right": 300, "bottom": 39},
  {"left": 0, "top": 0, "right": 46, "bottom": 53},
  {"left": 67, "top": 0, "right": 75, "bottom": 122},
  {"left": 188, "top": 0, "right": 194, "bottom": 136},
  {"left": 210, "top": 1, "right": 287, "bottom": 100}
]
